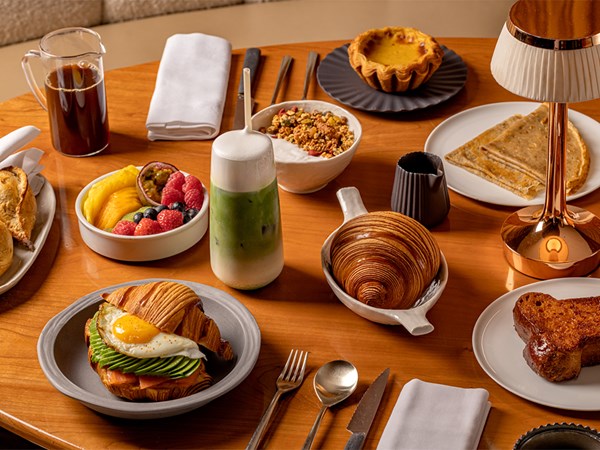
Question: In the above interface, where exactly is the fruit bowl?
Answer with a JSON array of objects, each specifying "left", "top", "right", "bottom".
[
  {"left": 75, "top": 169, "right": 208, "bottom": 262},
  {"left": 252, "top": 100, "right": 362, "bottom": 194}
]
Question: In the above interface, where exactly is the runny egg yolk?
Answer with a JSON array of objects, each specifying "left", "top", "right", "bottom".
[{"left": 112, "top": 314, "right": 160, "bottom": 344}]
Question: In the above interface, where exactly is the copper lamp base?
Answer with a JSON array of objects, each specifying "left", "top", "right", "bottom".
[{"left": 501, "top": 205, "right": 600, "bottom": 279}]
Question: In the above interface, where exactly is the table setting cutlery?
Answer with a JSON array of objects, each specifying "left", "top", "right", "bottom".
[
  {"left": 233, "top": 48, "right": 261, "bottom": 130},
  {"left": 344, "top": 368, "right": 389, "bottom": 450},
  {"left": 270, "top": 55, "right": 293, "bottom": 104},
  {"left": 246, "top": 349, "right": 308, "bottom": 450},
  {"left": 302, "top": 360, "right": 358, "bottom": 450},
  {"left": 302, "top": 51, "right": 319, "bottom": 100}
]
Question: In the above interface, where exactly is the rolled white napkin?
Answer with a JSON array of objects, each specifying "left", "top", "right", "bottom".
[
  {"left": 146, "top": 33, "right": 232, "bottom": 141},
  {"left": 377, "top": 379, "right": 491, "bottom": 450}
]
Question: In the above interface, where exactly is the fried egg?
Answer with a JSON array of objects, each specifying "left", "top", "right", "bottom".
[{"left": 96, "top": 303, "right": 204, "bottom": 359}]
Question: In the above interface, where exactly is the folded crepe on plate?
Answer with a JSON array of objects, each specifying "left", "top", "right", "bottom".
[{"left": 445, "top": 104, "right": 590, "bottom": 199}]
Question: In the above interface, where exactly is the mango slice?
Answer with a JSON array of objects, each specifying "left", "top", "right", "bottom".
[
  {"left": 83, "top": 165, "right": 139, "bottom": 224},
  {"left": 94, "top": 186, "right": 143, "bottom": 231}
]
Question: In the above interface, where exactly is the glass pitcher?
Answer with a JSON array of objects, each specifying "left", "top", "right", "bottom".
[{"left": 22, "top": 27, "right": 110, "bottom": 157}]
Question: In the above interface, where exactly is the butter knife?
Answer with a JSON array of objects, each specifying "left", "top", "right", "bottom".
[
  {"left": 344, "top": 368, "right": 390, "bottom": 450},
  {"left": 233, "top": 48, "right": 261, "bottom": 129}
]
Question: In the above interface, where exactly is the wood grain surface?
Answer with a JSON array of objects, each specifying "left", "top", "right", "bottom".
[{"left": 0, "top": 39, "right": 599, "bottom": 449}]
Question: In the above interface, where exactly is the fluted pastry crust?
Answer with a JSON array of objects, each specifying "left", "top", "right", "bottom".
[
  {"left": 348, "top": 27, "right": 444, "bottom": 92},
  {"left": 330, "top": 211, "right": 441, "bottom": 310},
  {"left": 0, "top": 166, "right": 37, "bottom": 249}
]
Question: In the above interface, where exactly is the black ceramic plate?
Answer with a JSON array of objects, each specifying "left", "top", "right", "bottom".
[{"left": 317, "top": 44, "right": 467, "bottom": 113}]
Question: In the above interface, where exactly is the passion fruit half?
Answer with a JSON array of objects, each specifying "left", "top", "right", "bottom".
[{"left": 136, "top": 161, "right": 178, "bottom": 206}]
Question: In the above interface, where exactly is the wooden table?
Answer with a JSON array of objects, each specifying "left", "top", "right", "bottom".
[{"left": 1, "top": 39, "right": 599, "bottom": 450}]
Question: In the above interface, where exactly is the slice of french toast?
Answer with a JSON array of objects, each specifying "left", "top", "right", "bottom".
[{"left": 513, "top": 292, "right": 600, "bottom": 382}]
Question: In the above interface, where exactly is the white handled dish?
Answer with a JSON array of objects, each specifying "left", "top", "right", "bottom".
[{"left": 321, "top": 186, "right": 448, "bottom": 335}]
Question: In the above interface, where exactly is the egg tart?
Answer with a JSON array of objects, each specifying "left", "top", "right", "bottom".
[{"left": 348, "top": 27, "right": 444, "bottom": 93}]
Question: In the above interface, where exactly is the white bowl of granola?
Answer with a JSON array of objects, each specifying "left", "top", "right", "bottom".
[{"left": 252, "top": 100, "right": 362, "bottom": 194}]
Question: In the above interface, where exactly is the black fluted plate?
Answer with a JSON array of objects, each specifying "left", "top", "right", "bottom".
[{"left": 317, "top": 44, "right": 467, "bottom": 113}]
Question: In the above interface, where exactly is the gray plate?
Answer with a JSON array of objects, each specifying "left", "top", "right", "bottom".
[
  {"left": 317, "top": 44, "right": 467, "bottom": 113},
  {"left": 37, "top": 278, "right": 261, "bottom": 419}
]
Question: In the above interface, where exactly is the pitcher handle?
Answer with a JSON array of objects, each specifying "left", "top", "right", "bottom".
[{"left": 21, "top": 50, "right": 47, "bottom": 111}]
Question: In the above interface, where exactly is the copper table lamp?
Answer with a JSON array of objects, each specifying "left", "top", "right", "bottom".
[{"left": 490, "top": 0, "right": 600, "bottom": 279}]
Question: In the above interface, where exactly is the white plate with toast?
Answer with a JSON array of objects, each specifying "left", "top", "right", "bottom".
[
  {"left": 37, "top": 279, "right": 261, "bottom": 419},
  {"left": 425, "top": 102, "right": 600, "bottom": 207},
  {"left": 0, "top": 176, "right": 56, "bottom": 294},
  {"left": 473, "top": 277, "right": 600, "bottom": 411}
]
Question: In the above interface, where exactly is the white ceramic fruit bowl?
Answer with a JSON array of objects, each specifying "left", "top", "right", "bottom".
[
  {"left": 321, "top": 187, "right": 448, "bottom": 336},
  {"left": 252, "top": 100, "right": 362, "bottom": 194},
  {"left": 75, "top": 170, "right": 208, "bottom": 262}
]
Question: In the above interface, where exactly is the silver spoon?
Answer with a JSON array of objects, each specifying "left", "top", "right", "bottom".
[
  {"left": 301, "top": 360, "right": 358, "bottom": 450},
  {"left": 270, "top": 55, "right": 293, "bottom": 104},
  {"left": 301, "top": 51, "right": 319, "bottom": 100}
]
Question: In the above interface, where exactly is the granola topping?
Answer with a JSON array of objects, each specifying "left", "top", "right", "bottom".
[{"left": 260, "top": 106, "right": 355, "bottom": 158}]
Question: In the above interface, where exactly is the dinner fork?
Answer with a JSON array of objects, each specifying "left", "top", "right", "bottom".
[
  {"left": 246, "top": 349, "right": 309, "bottom": 450},
  {"left": 270, "top": 55, "right": 293, "bottom": 104}
]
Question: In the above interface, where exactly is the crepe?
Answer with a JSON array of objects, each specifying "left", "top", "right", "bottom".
[{"left": 445, "top": 104, "right": 590, "bottom": 199}]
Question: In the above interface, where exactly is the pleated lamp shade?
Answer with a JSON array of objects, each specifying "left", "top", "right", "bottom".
[{"left": 491, "top": 0, "right": 600, "bottom": 103}]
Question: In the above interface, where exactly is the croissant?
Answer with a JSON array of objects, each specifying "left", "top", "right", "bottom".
[
  {"left": 0, "top": 221, "right": 13, "bottom": 277},
  {"left": 0, "top": 166, "right": 37, "bottom": 250},
  {"left": 330, "top": 211, "right": 440, "bottom": 310}
]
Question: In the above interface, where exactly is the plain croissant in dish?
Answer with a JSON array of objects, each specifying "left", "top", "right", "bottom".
[{"left": 330, "top": 211, "right": 441, "bottom": 310}]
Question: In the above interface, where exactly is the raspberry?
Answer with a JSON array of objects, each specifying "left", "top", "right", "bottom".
[
  {"left": 165, "top": 171, "right": 186, "bottom": 191},
  {"left": 157, "top": 209, "right": 184, "bottom": 232},
  {"left": 182, "top": 175, "right": 203, "bottom": 193},
  {"left": 161, "top": 186, "right": 184, "bottom": 206},
  {"left": 134, "top": 218, "right": 162, "bottom": 236},
  {"left": 112, "top": 220, "right": 136, "bottom": 236},
  {"left": 184, "top": 188, "right": 204, "bottom": 210}
]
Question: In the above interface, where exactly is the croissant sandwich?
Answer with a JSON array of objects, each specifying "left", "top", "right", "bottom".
[{"left": 85, "top": 281, "right": 234, "bottom": 402}]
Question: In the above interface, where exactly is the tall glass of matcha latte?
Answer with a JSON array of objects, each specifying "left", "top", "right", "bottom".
[{"left": 209, "top": 129, "right": 284, "bottom": 290}]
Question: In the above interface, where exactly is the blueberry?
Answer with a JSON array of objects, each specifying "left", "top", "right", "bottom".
[
  {"left": 143, "top": 208, "right": 158, "bottom": 220},
  {"left": 133, "top": 212, "right": 143, "bottom": 224},
  {"left": 170, "top": 201, "right": 186, "bottom": 212},
  {"left": 155, "top": 204, "right": 168, "bottom": 214},
  {"left": 183, "top": 208, "right": 199, "bottom": 224}
]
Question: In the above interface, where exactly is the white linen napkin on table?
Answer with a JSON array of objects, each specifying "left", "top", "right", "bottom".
[
  {"left": 146, "top": 33, "right": 232, "bottom": 141},
  {"left": 377, "top": 379, "right": 491, "bottom": 450}
]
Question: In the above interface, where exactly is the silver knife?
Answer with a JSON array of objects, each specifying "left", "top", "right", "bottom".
[
  {"left": 344, "top": 368, "right": 390, "bottom": 450},
  {"left": 233, "top": 47, "right": 261, "bottom": 129}
]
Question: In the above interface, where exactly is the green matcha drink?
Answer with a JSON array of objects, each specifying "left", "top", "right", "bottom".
[{"left": 209, "top": 129, "right": 284, "bottom": 289}]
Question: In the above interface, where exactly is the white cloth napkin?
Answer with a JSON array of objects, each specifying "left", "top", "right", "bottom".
[
  {"left": 1, "top": 148, "right": 46, "bottom": 196},
  {"left": 146, "top": 33, "right": 232, "bottom": 141},
  {"left": 377, "top": 379, "right": 491, "bottom": 450}
]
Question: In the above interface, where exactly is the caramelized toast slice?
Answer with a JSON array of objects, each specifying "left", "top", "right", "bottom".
[{"left": 513, "top": 292, "right": 600, "bottom": 382}]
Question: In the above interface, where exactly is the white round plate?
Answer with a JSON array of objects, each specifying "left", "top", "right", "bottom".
[
  {"left": 472, "top": 277, "right": 600, "bottom": 411},
  {"left": 37, "top": 279, "right": 261, "bottom": 419},
  {"left": 0, "top": 176, "right": 55, "bottom": 294},
  {"left": 425, "top": 102, "right": 600, "bottom": 207}
]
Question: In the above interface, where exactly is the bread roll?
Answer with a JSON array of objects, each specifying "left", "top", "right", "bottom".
[{"left": 0, "top": 221, "right": 13, "bottom": 277}]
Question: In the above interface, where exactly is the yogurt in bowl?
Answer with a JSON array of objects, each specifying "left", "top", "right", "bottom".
[{"left": 252, "top": 100, "right": 362, "bottom": 194}]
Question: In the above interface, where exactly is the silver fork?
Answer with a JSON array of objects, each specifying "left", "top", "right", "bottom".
[{"left": 246, "top": 349, "right": 309, "bottom": 450}]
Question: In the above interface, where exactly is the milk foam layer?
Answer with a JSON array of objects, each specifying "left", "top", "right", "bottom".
[{"left": 211, "top": 129, "right": 276, "bottom": 192}]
